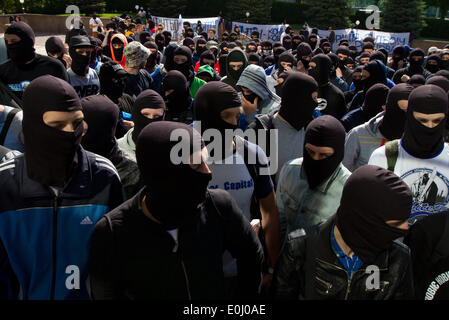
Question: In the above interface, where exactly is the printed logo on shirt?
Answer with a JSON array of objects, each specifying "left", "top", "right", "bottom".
[
  {"left": 8, "top": 81, "right": 31, "bottom": 92},
  {"left": 73, "top": 85, "right": 100, "bottom": 98},
  {"left": 401, "top": 167, "right": 449, "bottom": 224},
  {"left": 80, "top": 216, "right": 93, "bottom": 225},
  {"left": 425, "top": 270, "right": 449, "bottom": 300},
  {"left": 209, "top": 179, "right": 254, "bottom": 191}
]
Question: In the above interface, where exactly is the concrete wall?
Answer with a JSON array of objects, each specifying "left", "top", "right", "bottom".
[
  {"left": 412, "top": 39, "right": 449, "bottom": 53},
  {"left": 0, "top": 13, "right": 112, "bottom": 35}
]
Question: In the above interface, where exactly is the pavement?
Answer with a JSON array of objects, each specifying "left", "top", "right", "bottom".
[{"left": 34, "top": 34, "right": 66, "bottom": 55}]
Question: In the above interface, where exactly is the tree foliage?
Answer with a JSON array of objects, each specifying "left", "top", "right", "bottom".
[
  {"left": 381, "top": 0, "right": 427, "bottom": 34},
  {"left": 303, "top": 0, "right": 352, "bottom": 29}
]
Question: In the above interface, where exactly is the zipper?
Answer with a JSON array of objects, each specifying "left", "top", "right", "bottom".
[
  {"left": 50, "top": 194, "right": 58, "bottom": 300},
  {"left": 181, "top": 259, "right": 192, "bottom": 300},
  {"left": 316, "top": 258, "right": 351, "bottom": 300},
  {"left": 315, "top": 276, "right": 332, "bottom": 294}
]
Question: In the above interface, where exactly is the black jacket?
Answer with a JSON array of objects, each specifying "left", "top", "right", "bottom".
[
  {"left": 272, "top": 216, "right": 414, "bottom": 300},
  {"left": 318, "top": 83, "right": 347, "bottom": 120},
  {"left": 392, "top": 67, "right": 432, "bottom": 84},
  {"left": 89, "top": 188, "right": 264, "bottom": 300}
]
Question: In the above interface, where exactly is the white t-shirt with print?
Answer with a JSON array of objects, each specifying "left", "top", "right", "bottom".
[{"left": 369, "top": 140, "right": 449, "bottom": 225}]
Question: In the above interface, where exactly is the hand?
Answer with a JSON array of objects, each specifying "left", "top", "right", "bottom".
[
  {"left": 261, "top": 273, "right": 273, "bottom": 296},
  {"left": 336, "top": 67, "right": 343, "bottom": 78},
  {"left": 296, "top": 60, "right": 306, "bottom": 73},
  {"left": 62, "top": 54, "right": 72, "bottom": 70},
  {"left": 401, "top": 74, "right": 410, "bottom": 83},
  {"left": 122, "top": 120, "right": 134, "bottom": 132},
  {"left": 250, "top": 219, "right": 261, "bottom": 235},
  {"left": 241, "top": 95, "right": 258, "bottom": 115}
]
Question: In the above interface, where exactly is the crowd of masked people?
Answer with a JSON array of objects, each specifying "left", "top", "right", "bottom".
[{"left": 1, "top": 16, "right": 449, "bottom": 301}]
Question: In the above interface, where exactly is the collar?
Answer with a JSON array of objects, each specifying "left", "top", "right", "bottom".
[{"left": 20, "top": 146, "right": 93, "bottom": 199}]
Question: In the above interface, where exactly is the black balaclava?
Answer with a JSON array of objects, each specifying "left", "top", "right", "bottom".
[
  {"left": 436, "top": 69, "right": 449, "bottom": 80},
  {"left": 139, "top": 32, "right": 151, "bottom": 44},
  {"left": 440, "top": 52, "right": 449, "bottom": 71},
  {"left": 426, "top": 75, "right": 449, "bottom": 92},
  {"left": 222, "top": 32, "right": 229, "bottom": 41},
  {"left": 335, "top": 46, "right": 351, "bottom": 69},
  {"left": 219, "top": 41, "right": 229, "bottom": 55},
  {"left": 408, "top": 49, "right": 426, "bottom": 74},
  {"left": 229, "top": 32, "right": 237, "bottom": 42},
  {"left": 162, "top": 43, "right": 178, "bottom": 69},
  {"left": 183, "top": 37, "right": 195, "bottom": 52},
  {"left": 408, "top": 74, "right": 426, "bottom": 87},
  {"left": 303, "top": 115, "right": 346, "bottom": 189},
  {"left": 144, "top": 41, "right": 160, "bottom": 74},
  {"left": 279, "top": 72, "right": 318, "bottom": 131},
  {"left": 162, "top": 31, "right": 172, "bottom": 47},
  {"left": 81, "top": 95, "right": 119, "bottom": 158},
  {"left": 195, "top": 38, "right": 207, "bottom": 57},
  {"left": 313, "top": 47, "right": 324, "bottom": 55},
  {"left": 99, "top": 61, "right": 127, "bottom": 104},
  {"left": 320, "top": 41, "right": 331, "bottom": 54},
  {"left": 226, "top": 48, "right": 248, "bottom": 82},
  {"left": 370, "top": 51, "right": 387, "bottom": 65},
  {"left": 194, "top": 82, "right": 241, "bottom": 158},
  {"left": 402, "top": 84, "right": 448, "bottom": 158},
  {"left": 89, "top": 37, "right": 102, "bottom": 68},
  {"left": 155, "top": 33, "right": 165, "bottom": 52},
  {"left": 263, "top": 55, "right": 275, "bottom": 69},
  {"left": 358, "top": 52, "right": 371, "bottom": 64},
  {"left": 199, "top": 50, "right": 216, "bottom": 67},
  {"left": 296, "top": 43, "right": 312, "bottom": 69},
  {"left": 161, "top": 70, "right": 192, "bottom": 120},
  {"left": 22, "top": 75, "right": 83, "bottom": 188},
  {"left": 273, "top": 46, "right": 286, "bottom": 67},
  {"left": 69, "top": 43, "right": 91, "bottom": 77},
  {"left": 5, "top": 21, "right": 36, "bottom": 66},
  {"left": 277, "top": 51, "right": 296, "bottom": 73},
  {"left": 352, "top": 66, "right": 364, "bottom": 92},
  {"left": 362, "top": 60, "right": 387, "bottom": 92},
  {"left": 219, "top": 54, "right": 228, "bottom": 77},
  {"left": 246, "top": 41, "right": 257, "bottom": 54},
  {"left": 282, "top": 35, "right": 292, "bottom": 51},
  {"left": 274, "top": 71, "right": 291, "bottom": 97},
  {"left": 111, "top": 36, "right": 126, "bottom": 63},
  {"left": 336, "top": 165, "right": 412, "bottom": 264},
  {"left": 131, "top": 89, "right": 166, "bottom": 143},
  {"left": 308, "top": 33, "right": 318, "bottom": 50},
  {"left": 392, "top": 45, "right": 407, "bottom": 70},
  {"left": 186, "top": 27, "right": 195, "bottom": 39},
  {"left": 362, "top": 83, "right": 389, "bottom": 119},
  {"left": 167, "top": 46, "right": 194, "bottom": 84},
  {"left": 136, "top": 121, "right": 211, "bottom": 227},
  {"left": 45, "top": 36, "right": 67, "bottom": 68},
  {"left": 309, "top": 53, "right": 332, "bottom": 87},
  {"left": 378, "top": 83, "right": 414, "bottom": 140},
  {"left": 247, "top": 52, "right": 262, "bottom": 66},
  {"left": 261, "top": 40, "right": 273, "bottom": 57},
  {"left": 426, "top": 54, "right": 442, "bottom": 74},
  {"left": 273, "top": 41, "right": 283, "bottom": 49}
]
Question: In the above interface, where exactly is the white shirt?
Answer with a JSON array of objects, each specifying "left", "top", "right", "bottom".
[
  {"left": 369, "top": 140, "right": 449, "bottom": 225},
  {"left": 89, "top": 18, "right": 103, "bottom": 32}
]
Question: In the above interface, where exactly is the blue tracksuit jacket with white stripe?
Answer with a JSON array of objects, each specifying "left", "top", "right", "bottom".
[{"left": 0, "top": 147, "right": 125, "bottom": 300}]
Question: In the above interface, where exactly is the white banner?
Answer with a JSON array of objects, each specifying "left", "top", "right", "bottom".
[
  {"left": 231, "top": 21, "right": 287, "bottom": 42},
  {"left": 181, "top": 16, "right": 220, "bottom": 37},
  {"left": 151, "top": 16, "right": 220, "bottom": 41},
  {"left": 316, "top": 28, "right": 410, "bottom": 54},
  {"left": 152, "top": 15, "right": 182, "bottom": 40}
]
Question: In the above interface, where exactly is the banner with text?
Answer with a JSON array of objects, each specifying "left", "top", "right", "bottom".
[
  {"left": 232, "top": 21, "right": 287, "bottom": 42},
  {"left": 152, "top": 16, "right": 220, "bottom": 41}
]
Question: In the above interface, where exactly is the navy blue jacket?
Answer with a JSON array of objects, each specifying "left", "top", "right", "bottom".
[{"left": 0, "top": 147, "right": 125, "bottom": 300}]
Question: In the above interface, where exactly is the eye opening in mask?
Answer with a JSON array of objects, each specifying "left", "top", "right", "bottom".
[
  {"left": 141, "top": 107, "right": 164, "bottom": 119},
  {"left": 412, "top": 111, "right": 446, "bottom": 128},
  {"left": 174, "top": 55, "right": 188, "bottom": 64},
  {"left": 229, "top": 61, "right": 243, "bottom": 70},
  {"left": 42, "top": 110, "right": 85, "bottom": 133},
  {"left": 305, "top": 143, "right": 335, "bottom": 161}
]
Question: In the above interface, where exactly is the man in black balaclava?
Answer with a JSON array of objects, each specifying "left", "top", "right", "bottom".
[
  {"left": 162, "top": 31, "right": 172, "bottom": 47},
  {"left": 327, "top": 52, "right": 349, "bottom": 93},
  {"left": 389, "top": 45, "right": 408, "bottom": 71},
  {"left": 0, "top": 75, "right": 124, "bottom": 300},
  {"left": 221, "top": 47, "right": 248, "bottom": 91},
  {"left": 273, "top": 164, "right": 414, "bottom": 299},
  {"left": 261, "top": 41, "right": 273, "bottom": 59},
  {"left": 245, "top": 41, "right": 257, "bottom": 54},
  {"left": 219, "top": 54, "right": 228, "bottom": 77},
  {"left": 155, "top": 33, "right": 165, "bottom": 52},
  {"left": 296, "top": 42, "right": 312, "bottom": 73},
  {"left": 89, "top": 121, "right": 264, "bottom": 299},
  {"left": 308, "top": 54, "right": 347, "bottom": 119},
  {"left": 408, "top": 74, "right": 426, "bottom": 88},
  {"left": 344, "top": 66, "right": 363, "bottom": 104},
  {"left": 198, "top": 50, "right": 216, "bottom": 69},
  {"left": 183, "top": 37, "right": 195, "bottom": 53},
  {"left": 81, "top": 94, "right": 143, "bottom": 199},
  {"left": 275, "top": 115, "right": 350, "bottom": 241},
  {"left": 222, "top": 31, "right": 230, "bottom": 42},
  {"left": 247, "top": 53, "right": 262, "bottom": 66},
  {"left": 377, "top": 83, "right": 414, "bottom": 141},
  {"left": 139, "top": 31, "right": 152, "bottom": 44},
  {"left": 45, "top": 36, "right": 69, "bottom": 69},
  {"left": 161, "top": 70, "right": 192, "bottom": 124},
  {"left": 117, "top": 89, "right": 166, "bottom": 163},
  {"left": 282, "top": 35, "right": 292, "bottom": 51},
  {"left": 292, "top": 35, "right": 303, "bottom": 50},
  {"left": 143, "top": 41, "right": 161, "bottom": 74},
  {"left": 349, "top": 59, "right": 388, "bottom": 111},
  {"left": 265, "top": 46, "right": 286, "bottom": 77},
  {"left": 320, "top": 41, "right": 332, "bottom": 55},
  {"left": 425, "top": 54, "right": 441, "bottom": 74},
  {"left": 341, "top": 83, "right": 389, "bottom": 132},
  {"left": 393, "top": 49, "right": 431, "bottom": 84},
  {"left": 273, "top": 71, "right": 291, "bottom": 97},
  {"left": 165, "top": 45, "right": 194, "bottom": 84},
  {"left": 263, "top": 56, "right": 275, "bottom": 70},
  {"left": 268, "top": 51, "right": 296, "bottom": 92},
  {"left": 335, "top": 45, "right": 353, "bottom": 86},
  {"left": 308, "top": 33, "right": 318, "bottom": 50},
  {"left": 193, "top": 38, "right": 207, "bottom": 64},
  {"left": 1, "top": 22, "right": 68, "bottom": 100},
  {"left": 426, "top": 75, "right": 449, "bottom": 92},
  {"left": 369, "top": 84, "right": 449, "bottom": 223}
]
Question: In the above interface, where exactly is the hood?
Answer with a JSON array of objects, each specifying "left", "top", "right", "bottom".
[{"left": 236, "top": 64, "right": 281, "bottom": 105}]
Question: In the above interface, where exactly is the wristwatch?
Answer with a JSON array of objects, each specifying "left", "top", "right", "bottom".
[{"left": 268, "top": 267, "right": 274, "bottom": 275}]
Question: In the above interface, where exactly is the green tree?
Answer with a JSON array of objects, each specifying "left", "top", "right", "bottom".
[
  {"left": 147, "top": 0, "right": 188, "bottom": 17},
  {"left": 381, "top": 0, "right": 426, "bottom": 34},
  {"left": 225, "top": 0, "right": 272, "bottom": 24},
  {"left": 303, "top": 0, "right": 352, "bottom": 29}
]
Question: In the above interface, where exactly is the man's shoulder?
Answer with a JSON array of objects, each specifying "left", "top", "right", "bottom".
[{"left": 85, "top": 150, "right": 121, "bottom": 181}]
